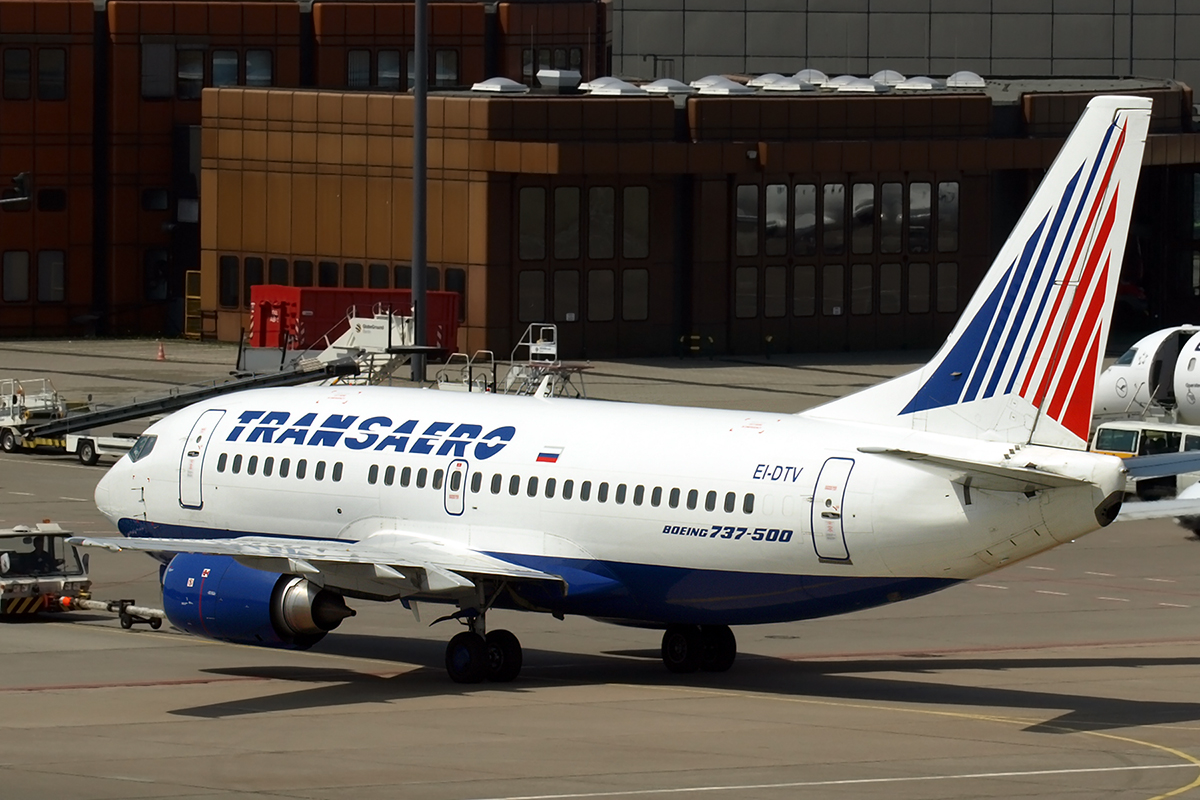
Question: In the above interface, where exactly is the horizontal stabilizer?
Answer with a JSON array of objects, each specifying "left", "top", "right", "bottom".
[
  {"left": 1115, "top": 497, "right": 1200, "bottom": 522},
  {"left": 1121, "top": 452, "right": 1200, "bottom": 480},
  {"left": 858, "top": 446, "right": 1091, "bottom": 492}
]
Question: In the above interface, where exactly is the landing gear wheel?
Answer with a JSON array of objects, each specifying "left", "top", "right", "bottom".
[
  {"left": 1, "top": 428, "right": 16, "bottom": 453},
  {"left": 78, "top": 439, "right": 99, "bottom": 466},
  {"left": 445, "top": 631, "right": 487, "bottom": 684},
  {"left": 661, "top": 624, "right": 703, "bottom": 673},
  {"left": 699, "top": 625, "right": 737, "bottom": 672},
  {"left": 485, "top": 629, "right": 523, "bottom": 682}
]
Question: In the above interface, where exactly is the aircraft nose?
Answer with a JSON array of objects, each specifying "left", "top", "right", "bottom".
[{"left": 93, "top": 466, "right": 117, "bottom": 522}]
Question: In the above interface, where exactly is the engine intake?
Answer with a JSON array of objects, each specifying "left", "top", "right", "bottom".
[{"left": 163, "top": 553, "right": 354, "bottom": 649}]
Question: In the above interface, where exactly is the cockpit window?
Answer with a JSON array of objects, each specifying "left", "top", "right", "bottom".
[
  {"left": 1114, "top": 347, "right": 1137, "bottom": 366},
  {"left": 127, "top": 434, "right": 157, "bottom": 463}
]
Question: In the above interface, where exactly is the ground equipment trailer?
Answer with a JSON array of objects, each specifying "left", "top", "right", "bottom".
[
  {"left": 0, "top": 523, "right": 91, "bottom": 616},
  {"left": 0, "top": 378, "right": 138, "bottom": 464}
]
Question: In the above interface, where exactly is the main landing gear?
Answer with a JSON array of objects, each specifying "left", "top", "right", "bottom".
[
  {"left": 441, "top": 607, "right": 523, "bottom": 684},
  {"left": 661, "top": 624, "right": 737, "bottom": 673}
]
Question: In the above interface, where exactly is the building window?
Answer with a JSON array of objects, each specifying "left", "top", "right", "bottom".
[
  {"left": 553, "top": 48, "right": 567, "bottom": 69},
  {"left": 37, "top": 49, "right": 65, "bottom": 100},
  {"left": 881, "top": 182, "right": 903, "bottom": 253},
  {"left": 445, "top": 268, "right": 466, "bottom": 321},
  {"left": 794, "top": 184, "right": 817, "bottom": 255},
  {"left": 938, "top": 181, "right": 960, "bottom": 252},
  {"left": 36, "top": 189, "right": 66, "bottom": 212},
  {"left": 518, "top": 270, "right": 545, "bottom": 322},
  {"left": 735, "top": 185, "right": 758, "bottom": 257},
  {"left": 347, "top": 50, "right": 370, "bottom": 88},
  {"left": 554, "top": 270, "right": 579, "bottom": 322},
  {"left": 851, "top": 183, "right": 874, "bottom": 255},
  {"left": 435, "top": 50, "right": 458, "bottom": 87},
  {"left": 589, "top": 187, "right": 615, "bottom": 259},
  {"left": 269, "top": 258, "right": 289, "bottom": 285},
  {"left": 35, "top": 252, "right": 62, "bottom": 301},
  {"left": 570, "top": 48, "right": 582, "bottom": 71},
  {"left": 293, "top": 260, "right": 313, "bottom": 286},
  {"left": 218, "top": 255, "right": 239, "bottom": 307},
  {"left": 393, "top": 264, "right": 411, "bottom": 288},
  {"left": 937, "top": 263, "right": 958, "bottom": 313},
  {"left": 823, "top": 183, "right": 845, "bottom": 255},
  {"left": 177, "top": 49, "right": 204, "bottom": 99},
  {"left": 343, "top": 262, "right": 363, "bottom": 288},
  {"left": 378, "top": 50, "right": 401, "bottom": 90},
  {"left": 243, "top": 257, "right": 264, "bottom": 307},
  {"left": 909, "top": 182, "right": 932, "bottom": 254},
  {"left": 425, "top": 266, "right": 440, "bottom": 291},
  {"left": 407, "top": 50, "right": 416, "bottom": 89},
  {"left": 764, "top": 265, "right": 786, "bottom": 318},
  {"left": 318, "top": 261, "right": 339, "bottom": 287},
  {"left": 519, "top": 187, "right": 546, "bottom": 260},
  {"left": 622, "top": 269, "right": 648, "bottom": 321},
  {"left": 142, "top": 188, "right": 169, "bottom": 211},
  {"left": 764, "top": 184, "right": 787, "bottom": 256},
  {"left": 851, "top": 263, "right": 872, "bottom": 315},
  {"left": 141, "top": 43, "right": 173, "bottom": 99},
  {"left": 368, "top": 263, "right": 389, "bottom": 288},
  {"left": 822, "top": 264, "right": 843, "bottom": 316},
  {"left": 145, "top": 250, "right": 168, "bottom": 300},
  {"left": 554, "top": 187, "right": 580, "bottom": 260},
  {"left": 245, "top": 50, "right": 272, "bottom": 87},
  {"left": 623, "top": 186, "right": 650, "bottom": 259},
  {"left": 793, "top": 265, "right": 815, "bottom": 316},
  {"left": 212, "top": 50, "right": 238, "bottom": 87},
  {"left": 588, "top": 270, "right": 614, "bottom": 321},
  {"left": 879, "top": 263, "right": 901, "bottom": 314},
  {"left": 4, "top": 49, "right": 30, "bottom": 100},
  {"left": 734, "top": 266, "right": 757, "bottom": 318},
  {"left": 2, "top": 252, "right": 29, "bottom": 302},
  {"left": 908, "top": 263, "right": 930, "bottom": 313}
]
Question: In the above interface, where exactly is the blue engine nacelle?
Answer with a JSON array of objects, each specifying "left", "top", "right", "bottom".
[{"left": 162, "top": 553, "right": 354, "bottom": 649}]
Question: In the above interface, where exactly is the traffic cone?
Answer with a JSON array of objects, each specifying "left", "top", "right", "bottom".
[{"left": 156, "top": 340, "right": 167, "bottom": 361}]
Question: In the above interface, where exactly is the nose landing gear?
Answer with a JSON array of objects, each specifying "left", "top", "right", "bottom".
[{"left": 661, "top": 624, "right": 737, "bottom": 673}]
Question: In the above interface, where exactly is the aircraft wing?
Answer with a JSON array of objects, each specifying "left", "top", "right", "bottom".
[
  {"left": 69, "top": 533, "right": 564, "bottom": 599},
  {"left": 857, "top": 447, "right": 1090, "bottom": 492}
]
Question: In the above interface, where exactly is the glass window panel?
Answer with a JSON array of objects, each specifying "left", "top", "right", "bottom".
[
  {"left": 823, "top": 183, "right": 845, "bottom": 255},
  {"left": 144, "top": 249, "right": 168, "bottom": 300},
  {"left": 669, "top": 487, "right": 680, "bottom": 508},
  {"left": 518, "top": 270, "right": 545, "bottom": 322},
  {"left": 909, "top": 182, "right": 932, "bottom": 254},
  {"left": 232, "top": 454, "right": 242, "bottom": 473},
  {"left": 318, "top": 261, "right": 339, "bottom": 287},
  {"left": 4, "top": 49, "right": 30, "bottom": 100},
  {"left": 686, "top": 489, "right": 698, "bottom": 510},
  {"left": 400, "top": 466, "right": 411, "bottom": 486},
  {"left": 822, "top": 263, "right": 844, "bottom": 316},
  {"left": 417, "top": 467, "right": 428, "bottom": 488},
  {"left": 176, "top": 49, "right": 203, "bottom": 99},
  {"left": 793, "top": 184, "right": 817, "bottom": 255},
  {"left": 140, "top": 43, "right": 172, "bottom": 99},
  {"left": 651, "top": 486, "right": 662, "bottom": 506},
  {"left": 880, "top": 182, "right": 903, "bottom": 253},
  {"left": 705, "top": 490, "right": 717, "bottom": 512},
  {"left": 587, "top": 270, "right": 614, "bottom": 321},
  {"left": 333, "top": 462, "right": 343, "bottom": 481},
  {"left": 580, "top": 480, "right": 591, "bottom": 501},
  {"left": 735, "top": 185, "right": 758, "bottom": 257},
  {"left": 378, "top": 50, "right": 401, "bottom": 90},
  {"left": 393, "top": 264, "right": 411, "bottom": 288},
  {"left": 245, "top": 49, "right": 272, "bottom": 87},
  {"left": 243, "top": 257, "right": 263, "bottom": 308},
  {"left": 212, "top": 50, "right": 238, "bottom": 87},
  {"left": 218, "top": 255, "right": 238, "bottom": 307},
  {"left": 554, "top": 270, "right": 579, "bottom": 322},
  {"left": 879, "top": 263, "right": 901, "bottom": 314},
  {"left": 734, "top": 266, "right": 757, "bottom": 318},
  {"left": 280, "top": 458, "right": 290, "bottom": 477},
  {"left": 724, "top": 492, "right": 736, "bottom": 513},
  {"left": 293, "top": 260, "right": 313, "bottom": 286},
  {"left": 622, "top": 269, "right": 648, "bottom": 321},
  {"left": 623, "top": 186, "right": 650, "bottom": 259},
  {"left": 764, "top": 265, "right": 786, "bottom": 318},
  {"left": 425, "top": 266, "right": 440, "bottom": 291},
  {"left": 545, "top": 477, "right": 556, "bottom": 497},
  {"left": 522, "top": 48, "right": 534, "bottom": 78},
  {"left": 553, "top": 48, "right": 567, "bottom": 69},
  {"left": 908, "top": 263, "right": 930, "bottom": 313},
  {"left": 554, "top": 187, "right": 580, "bottom": 260},
  {"left": 570, "top": 48, "right": 582, "bottom": 71},
  {"left": 744, "top": 494, "right": 754, "bottom": 513},
  {"left": 347, "top": 50, "right": 370, "bottom": 88},
  {"left": 296, "top": 458, "right": 307, "bottom": 478},
  {"left": 563, "top": 479, "right": 574, "bottom": 499},
  {"left": 519, "top": 187, "right": 546, "bottom": 260},
  {"left": 793, "top": 265, "right": 815, "bottom": 316},
  {"left": 851, "top": 263, "right": 872, "bottom": 315},
  {"left": 937, "top": 262, "right": 958, "bottom": 313},
  {"left": 764, "top": 184, "right": 788, "bottom": 256},
  {"left": 633, "top": 485, "right": 644, "bottom": 505},
  {"left": 247, "top": 455, "right": 258, "bottom": 475},
  {"left": 368, "top": 263, "right": 389, "bottom": 288},
  {"left": 267, "top": 258, "right": 288, "bottom": 285},
  {"left": 142, "top": 188, "right": 169, "bottom": 211},
  {"left": 470, "top": 472, "right": 482, "bottom": 492},
  {"left": 851, "top": 183, "right": 874, "bottom": 254},
  {"left": 343, "top": 262, "right": 363, "bottom": 288},
  {"left": 1195, "top": 174, "right": 1200, "bottom": 239},
  {"left": 435, "top": 49, "right": 458, "bottom": 86},
  {"left": 407, "top": 50, "right": 415, "bottom": 89},
  {"left": 37, "top": 189, "right": 66, "bottom": 212},
  {"left": 36, "top": 251, "right": 64, "bottom": 302},
  {"left": 38, "top": 49, "right": 66, "bottom": 100},
  {"left": 938, "top": 181, "right": 959, "bottom": 252},
  {"left": 526, "top": 476, "right": 538, "bottom": 496},
  {"left": 368, "top": 464, "right": 378, "bottom": 484},
  {"left": 588, "top": 187, "right": 615, "bottom": 259},
  {"left": 2, "top": 252, "right": 28, "bottom": 302},
  {"left": 264, "top": 457, "right": 274, "bottom": 477}
]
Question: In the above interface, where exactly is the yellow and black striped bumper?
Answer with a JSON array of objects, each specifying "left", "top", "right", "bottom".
[{"left": 1, "top": 596, "right": 46, "bottom": 614}]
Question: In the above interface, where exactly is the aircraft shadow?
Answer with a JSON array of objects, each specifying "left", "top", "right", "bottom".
[{"left": 170, "top": 632, "right": 1200, "bottom": 734}]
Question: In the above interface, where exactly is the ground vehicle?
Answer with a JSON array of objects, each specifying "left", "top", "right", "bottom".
[
  {"left": 1091, "top": 420, "right": 1200, "bottom": 499},
  {"left": 0, "top": 523, "right": 91, "bottom": 615}
]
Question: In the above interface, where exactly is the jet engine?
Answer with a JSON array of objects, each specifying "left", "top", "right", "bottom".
[{"left": 162, "top": 553, "right": 354, "bottom": 649}]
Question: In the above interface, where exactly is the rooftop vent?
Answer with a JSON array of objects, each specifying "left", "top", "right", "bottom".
[
  {"left": 762, "top": 78, "right": 816, "bottom": 93},
  {"left": 895, "top": 75, "right": 944, "bottom": 91},
  {"left": 696, "top": 76, "right": 755, "bottom": 95},
  {"left": 471, "top": 77, "right": 530, "bottom": 94},
  {"left": 826, "top": 74, "right": 858, "bottom": 88},
  {"left": 537, "top": 68, "right": 582, "bottom": 93},
  {"left": 794, "top": 68, "right": 829, "bottom": 87},
  {"left": 870, "top": 69, "right": 906, "bottom": 87},
  {"left": 643, "top": 78, "right": 696, "bottom": 95},
  {"left": 747, "top": 73, "right": 786, "bottom": 88},
  {"left": 689, "top": 75, "right": 726, "bottom": 89},
  {"left": 946, "top": 70, "right": 986, "bottom": 88},
  {"left": 835, "top": 78, "right": 889, "bottom": 94},
  {"left": 586, "top": 76, "right": 648, "bottom": 96}
]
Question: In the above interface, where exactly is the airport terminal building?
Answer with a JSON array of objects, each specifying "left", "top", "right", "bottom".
[{"left": 3, "top": 0, "right": 1200, "bottom": 359}]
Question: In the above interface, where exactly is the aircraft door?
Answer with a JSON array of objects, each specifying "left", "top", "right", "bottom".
[
  {"left": 179, "top": 409, "right": 225, "bottom": 510},
  {"left": 444, "top": 459, "right": 469, "bottom": 516},
  {"left": 811, "top": 457, "right": 853, "bottom": 561}
]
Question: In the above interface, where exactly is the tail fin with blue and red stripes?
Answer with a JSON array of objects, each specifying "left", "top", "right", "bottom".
[{"left": 807, "top": 95, "right": 1152, "bottom": 449}]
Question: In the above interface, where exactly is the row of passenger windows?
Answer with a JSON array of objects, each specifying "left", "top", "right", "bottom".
[
  {"left": 3, "top": 48, "right": 66, "bottom": 101},
  {"left": 215, "top": 453, "right": 344, "bottom": 482}
]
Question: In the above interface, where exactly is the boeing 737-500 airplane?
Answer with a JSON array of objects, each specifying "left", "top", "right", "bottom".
[{"left": 79, "top": 95, "right": 1152, "bottom": 683}]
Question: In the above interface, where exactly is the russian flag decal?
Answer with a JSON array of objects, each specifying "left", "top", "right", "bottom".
[{"left": 537, "top": 447, "right": 563, "bottom": 463}]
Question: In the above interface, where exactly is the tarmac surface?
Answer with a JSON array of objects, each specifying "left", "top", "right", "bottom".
[{"left": 1, "top": 339, "right": 1199, "bottom": 800}]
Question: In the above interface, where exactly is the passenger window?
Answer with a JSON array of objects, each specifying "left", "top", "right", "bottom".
[
  {"left": 545, "top": 477, "right": 556, "bottom": 498},
  {"left": 743, "top": 493, "right": 755, "bottom": 513},
  {"left": 562, "top": 479, "right": 574, "bottom": 499},
  {"left": 232, "top": 454, "right": 243, "bottom": 473},
  {"left": 669, "top": 488, "right": 680, "bottom": 508},
  {"left": 1187, "top": 435, "right": 1200, "bottom": 451},
  {"left": 491, "top": 473, "right": 502, "bottom": 494},
  {"left": 264, "top": 457, "right": 274, "bottom": 477},
  {"left": 333, "top": 462, "right": 343, "bottom": 482},
  {"left": 509, "top": 475, "right": 520, "bottom": 495},
  {"left": 315, "top": 461, "right": 326, "bottom": 481},
  {"left": 368, "top": 464, "right": 379, "bottom": 484},
  {"left": 471, "top": 472, "right": 482, "bottom": 492},
  {"left": 401, "top": 466, "right": 412, "bottom": 487},
  {"left": 417, "top": 468, "right": 428, "bottom": 488},
  {"left": 433, "top": 469, "right": 444, "bottom": 490},
  {"left": 686, "top": 489, "right": 698, "bottom": 510},
  {"left": 527, "top": 476, "right": 539, "bottom": 497},
  {"left": 598, "top": 482, "right": 609, "bottom": 502},
  {"left": 450, "top": 471, "right": 462, "bottom": 492},
  {"left": 280, "top": 457, "right": 290, "bottom": 478},
  {"left": 384, "top": 465, "right": 395, "bottom": 486},
  {"left": 247, "top": 455, "right": 258, "bottom": 475},
  {"left": 615, "top": 484, "right": 627, "bottom": 504},
  {"left": 651, "top": 487, "right": 662, "bottom": 507},
  {"left": 633, "top": 485, "right": 644, "bottom": 505},
  {"left": 725, "top": 492, "right": 736, "bottom": 513},
  {"left": 216, "top": 453, "right": 227, "bottom": 472},
  {"left": 704, "top": 490, "right": 716, "bottom": 512},
  {"left": 580, "top": 480, "right": 592, "bottom": 501},
  {"left": 296, "top": 459, "right": 307, "bottom": 479}
]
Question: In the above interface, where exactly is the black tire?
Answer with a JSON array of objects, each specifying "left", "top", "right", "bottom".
[
  {"left": 119, "top": 614, "right": 133, "bottom": 630},
  {"left": 1, "top": 428, "right": 16, "bottom": 453},
  {"left": 661, "top": 624, "right": 702, "bottom": 673},
  {"left": 445, "top": 631, "right": 487, "bottom": 683},
  {"left": 78, "top": 439, "right": 99, "bottom": 466},
  {"left": 699, "top": 625, "right": 737, "bottom": 673},
  {"left": 149, "top": 617, "right": 163, "bottom": 630},
  {"left": 485, "top": 629, "right": 523, "bottom": 682}
]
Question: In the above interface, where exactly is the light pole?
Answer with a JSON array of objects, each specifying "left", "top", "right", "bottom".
[{"left": 410, "top": 0, "right": 428, "bottom": 382}]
